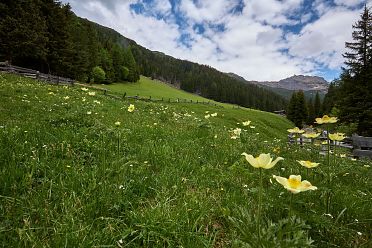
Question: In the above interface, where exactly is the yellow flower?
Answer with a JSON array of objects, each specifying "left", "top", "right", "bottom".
[
  {"left": 329, "top": 132, "right": 345, "bottom": 141},
  {"left": 315, "top": 115, "right": 338, "bottom": 124},
  {"left": 233, "top": 128, "right": 242, "bottom": 136},
  {"left": 128, "top": 104, "right": 135, "bottom": 112},
  {"left": 242, "top": 121, "right": 251, "bottom": 126},
  {"left": 287, "top": 127, "right": 304, "bottom": 133},
  {"left": 88, "top": 91, "right": 96, "bottom": 96},
  {"left": 63, "top": 96, "right": 70, "bottom": 100},
  {"left": 273, "top": 175, "right": 317, "bottom": 194},
  {"left": 81, "top": 87, "right": 88, "bottom": 91},
  {"left": 340, "top": 154, "right": 346, "bottom": 158},
  {"left": 211, "top": 113, "right": 218, "bottom": 117},
  {"left": 205, "top": 114, "right": 211, "bottom": 119},
  {"left": 241, "top": 153, "right": 284, "bottom": 169},
  {"left": 297, "top": 160, "right": 320, "bottom": 168},
  {"left": 115, "top": 121, "right": 121, "bottom": 126},
  {"left": 302, "top": 132, "right": 320, "bottom": 139}
]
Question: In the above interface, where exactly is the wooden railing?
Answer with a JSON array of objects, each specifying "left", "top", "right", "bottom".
[{"left": 0, "top": 62, "right": 74, "bottom": 85}]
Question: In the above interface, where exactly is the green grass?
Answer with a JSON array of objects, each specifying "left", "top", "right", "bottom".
[
  {"left": 100, "top": 76, "right": 234, "bottom": 108},
  {"left": 0, "top": 73, "right": 371, "bottom": 247}
]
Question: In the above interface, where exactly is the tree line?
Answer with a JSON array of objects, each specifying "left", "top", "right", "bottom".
[
  {"left": 131, "top": 46, "right": 287, "bottom": 111},
  {"left": 286, "top": 91, "right": 323, "bottom": 127},
  {"left": 0, "top": 0, "right": 287, "bottom": 112},
  {"left": 323, "top": 6, "right": 372, "bottom": 136}
]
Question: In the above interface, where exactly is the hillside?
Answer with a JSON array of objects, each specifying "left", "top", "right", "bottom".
[
  {"left": 1, "top": 73, "right": 371, "bottom": 247},
  {"left": 86, "top": 18, "right": 288, "bottom": 111},
  {"left": 0, "top": 0, "right": 288, "bottom": 112}
]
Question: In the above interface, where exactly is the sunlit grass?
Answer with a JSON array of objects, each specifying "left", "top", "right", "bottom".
[{"left": 0, "top": 73, "right": 371, "bottom": 247}]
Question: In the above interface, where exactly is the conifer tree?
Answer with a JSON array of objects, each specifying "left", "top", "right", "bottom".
[
  {"left": 314, "top": 92, "right": 322, "bottom": 117},
  {"left": 307, "top": 97, "right": 315, "bottom": 124}
]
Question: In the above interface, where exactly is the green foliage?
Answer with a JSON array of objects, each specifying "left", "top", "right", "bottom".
[
  {"left": 229, "top": 209, "right": 314, "bottom": 248},
  {"left": 1, "top": 73, "right": 371, "bottom": 247},
  {"left": 91, "top": 66, "right": 105, "bottom": 83},
  {"left": 287, "top": 91, "right": 309, "bottom": 127},
  {"left": 326, "top": 7, "right": 372, "bottom": 135}
]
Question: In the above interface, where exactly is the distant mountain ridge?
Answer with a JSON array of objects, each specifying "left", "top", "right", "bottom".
[
  {"left": 228, "top": 73, "right": 328, "bottom": 92},
  {"left": 227, "top": 73, "right": 328, "bottom": 100}
]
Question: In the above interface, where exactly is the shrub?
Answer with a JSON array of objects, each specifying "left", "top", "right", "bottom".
[{"left": 91, "top": 66, "right": 106, "bottom": 83}]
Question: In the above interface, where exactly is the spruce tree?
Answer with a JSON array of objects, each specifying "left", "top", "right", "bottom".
[
  {"left": 339, "top": 6, "right": 372, "bottom": 135},
  {"left": 314, "top": 92, "right": 322, "bottom": 117}
]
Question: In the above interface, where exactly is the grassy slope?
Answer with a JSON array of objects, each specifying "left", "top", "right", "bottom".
[
  {"left": 0, "top": 73, "right": 371, "bottom": 247},
  {"left": 100, "top": 76, "right": 234, "bottom": 108}
]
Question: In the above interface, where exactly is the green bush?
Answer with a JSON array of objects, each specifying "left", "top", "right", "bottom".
[{"left": 91, "top": 66, "right": 106, "bottom": 83}]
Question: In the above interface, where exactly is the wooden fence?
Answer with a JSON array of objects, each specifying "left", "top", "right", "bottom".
[
  {"left": 0, "top": 62, "right": 74, "bottom": 85},
  {"left": 0, "top": 62, "right": 229, "bottom": 108}
]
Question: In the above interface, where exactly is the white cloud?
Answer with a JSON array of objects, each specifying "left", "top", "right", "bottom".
[
  {"left": 61, "top": 0, "right": 365, "bottom": 81},
  {"left": 286, "top": 6, "right": 361, "bottom": 70}
]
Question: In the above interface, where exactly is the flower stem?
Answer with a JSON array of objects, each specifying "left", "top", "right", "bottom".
[
  {"left": 258, "top": 168, "right": 263, "bottom": 241},
  {"left": 289, "top": 193, "right": 293, "bottom": 217},
  {"left": 326, "top": 125, "right": 331, "bottom": 214}
]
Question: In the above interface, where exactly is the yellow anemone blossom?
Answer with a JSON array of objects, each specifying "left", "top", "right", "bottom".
[
  {"left": 273, "top": 175, "right": 317, "bottom": 194},
  {"left": 302, "top": 132, "right": 320, "bottom": 139},
  {"left": 233, "top": 128, "right": 242, "bottom": 136},
  {"left": 315, "top": 115, "right": 338, "bottom": 124},
  {"left": 329, "top": 132, "right": 345, "bottom": 141},
  {"left": 88, "top": 91, "right": 96, "bottom": 96},
  {"left": 297, "top": 160, "right": 320, "bottom": 168},
  {"left": 211, "top": 113, "right": 218, "bottom": 117},
  {"left": 115, "top": 121, "right": 121, "bottom": 126},
  {"left": 241, "top": 153, "right": 284, "bottom": 169},
  {"left": 128, "top": 104, "right": 135, "bottom": 112},
  {"left": 287, "top": 127, "right": 304, "bottom": 134},
  {"left": 242, "top": 121, "right": 251, "bottom": 126}
]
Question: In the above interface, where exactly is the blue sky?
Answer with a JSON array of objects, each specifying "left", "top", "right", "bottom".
[{"left": 62, "top": 0, "right": 368, "bottom": 81}]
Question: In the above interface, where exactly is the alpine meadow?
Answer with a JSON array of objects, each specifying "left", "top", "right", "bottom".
[{"left": 0, "top": 1, "right": 372, "bottom": 248}]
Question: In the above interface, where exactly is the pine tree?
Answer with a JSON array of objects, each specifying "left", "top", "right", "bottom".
[
  {"left": 307, "top": 97, "right": 315, "bottom": 124},
  {"left": 343, "top": 6, "right": 372, "bottom": 75},
  {"left": 295, "top": 90, "right": 308, "bottom": 127},
  {"left": 339, "top": 6, "right": 372, "bottom": 135},
  {"left": 287, "top": 92, "right": 298, "bottom": 125},
  {"left": 314, "top": 92, "right": 322, "bottom": 117}
]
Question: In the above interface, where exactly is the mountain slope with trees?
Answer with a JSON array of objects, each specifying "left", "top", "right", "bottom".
[{"left": 0, "top": 0, "right": 287, "bottom": 112}]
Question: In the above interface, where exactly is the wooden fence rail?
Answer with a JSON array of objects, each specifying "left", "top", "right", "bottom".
[
  {"left": 0, "top": 62, "right": 74, "bottom": 85},
  {"left": 1, "top": 62, "right": 229, "bottom": 108}
]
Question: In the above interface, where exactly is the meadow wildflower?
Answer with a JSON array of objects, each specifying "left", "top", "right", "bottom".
[
  {"left": 329, "top": 132, "right": 345, "bottom": 141},
  {"left": 287, "top": 127, "right": 304, "bottom": 133},
  {"left": 273, "top": 175, "right": 317, "bottom": 194},
  {"left": 115, "top": 121, "right": 121, "bottom": 126},
  {"left": 211, "top": 113, "right": 218, "bottom": 117},
  {"left": 88, "top": 91, "right": 96, "bottom": 96},
  {"left": 63, "top": 96, "right": 70, "bottom": 100},
  {"left": 241, "top": 153, "right": 284, "bottom": 169},
  {"left": 315, "top": 115, "right": 338, "bottom": 124},
  {"left": 303, "top": 132, "right": 320, "bottom": 139},
  {"left": 81, "top": 87, "right": 88, "bottom": 91},
  {"left": 242, "top": 120, "right": 251, "bottom": 126},
  {"left": 205, "top": 114, "right": 211, "bottom": 119},
  {"left": 128, "top": 104, "right": 135, "bottom": 112},
  {"left": 297, "top": 160, "right": 320, "bottom": 168}
]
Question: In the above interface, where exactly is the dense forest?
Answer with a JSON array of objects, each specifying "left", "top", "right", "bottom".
[
  {"left": 323, "top": 6, "right": 372, "bottom": 136},
  {"left": 0, "top": 0, "right": 287, "bottom": 112},
  {"left": 0, "top": 0, "right": 140, "bottom": 83}
]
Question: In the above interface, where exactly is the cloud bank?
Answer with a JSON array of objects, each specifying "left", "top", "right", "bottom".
[{"left": 62, "top": 0, "right": 368, "bottom": 81}]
